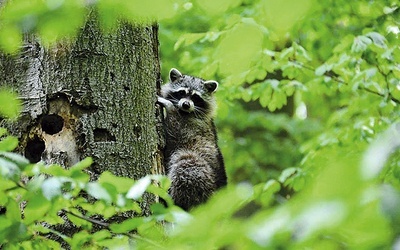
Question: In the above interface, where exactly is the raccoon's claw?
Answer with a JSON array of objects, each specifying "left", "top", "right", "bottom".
[{"left": 157, "top": 96, "right": 175, "bottom": 112}]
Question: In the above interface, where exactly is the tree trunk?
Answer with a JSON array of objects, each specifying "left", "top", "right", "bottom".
[{"left": 0, "top": 15, "right": 163, "bottom": 212}]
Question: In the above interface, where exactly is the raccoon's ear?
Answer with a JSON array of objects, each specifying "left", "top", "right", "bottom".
[
  {"left": 169, "top": 68, "right": 182, "bottom": 82},
  {"left": 204, "top": 80, "right": 218, "bottom": 93}
]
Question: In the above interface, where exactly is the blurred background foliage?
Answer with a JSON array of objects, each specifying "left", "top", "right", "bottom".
[
  {"left": 1, "top": 0, "right": 400, "bottom": 248},
  {"left": 159, "top": 0, "right": 400, "bottom": 187}
]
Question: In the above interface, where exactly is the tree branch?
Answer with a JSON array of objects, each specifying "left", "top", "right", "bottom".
[{"left": 62, "top": 209, "right": 109, "bottom": 228}]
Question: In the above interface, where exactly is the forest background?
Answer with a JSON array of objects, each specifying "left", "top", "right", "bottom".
[{"left": 0, "top": 0, "right": 399, "bottom": 249}]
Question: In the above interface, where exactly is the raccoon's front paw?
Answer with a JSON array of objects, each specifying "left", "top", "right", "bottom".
[{"left": 157, "top": 96, "right": 175, "bottom": 112}]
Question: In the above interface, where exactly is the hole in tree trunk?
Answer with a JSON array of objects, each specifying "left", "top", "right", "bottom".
[
  {"left": 41, "top": 114, "right": 64, "bottom": 135},
  {"left": 25, "top": 136, "right": 45, "bottom": 163}
]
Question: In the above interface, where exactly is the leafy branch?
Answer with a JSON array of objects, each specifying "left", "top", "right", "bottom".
[
  {"left": 64, "top": 209, "right": 166, "bottom": 249},
  {"left": 291, "top": 59, "right": 400, "bottom": 105}
]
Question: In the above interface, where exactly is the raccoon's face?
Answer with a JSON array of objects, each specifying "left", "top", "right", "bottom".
[{"left": 162, "top": 68, "right": 218, "bottom": 116}]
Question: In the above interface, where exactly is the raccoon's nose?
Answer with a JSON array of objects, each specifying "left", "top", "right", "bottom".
[{"left": 182, "top": 101, "right": 191, "bottom": 110}]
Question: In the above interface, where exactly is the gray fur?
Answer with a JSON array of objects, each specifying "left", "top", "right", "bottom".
[{"left": 157, "top": 68, "right": 227, "bottom": 210}]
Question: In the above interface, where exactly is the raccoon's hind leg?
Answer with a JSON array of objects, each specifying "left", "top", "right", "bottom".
[{"left": 168, "top": 150, "right": 217, "bottom": 210}]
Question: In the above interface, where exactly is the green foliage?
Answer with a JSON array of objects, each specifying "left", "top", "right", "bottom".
[
  {"left": 0, "top": 89, "right": 21, "bottom": 119},
  {"left": 159, "top": 0, "right": 400, "bottom": 186},
  {"left": 1, "top": 0, "right": 400, "bottom": 249},
  {"left": 0, "top": 0, "right": 176, "bottom": 53},
  {"left": 0, "top": 135, "right": 181, "bottom": 248}
]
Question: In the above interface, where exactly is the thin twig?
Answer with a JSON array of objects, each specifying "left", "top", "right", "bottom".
[
  {"left": 62, "top": 209, "right": 110, "bottom": 228},
  {"left": 4, "top": 181, "right": 28, "bottom": 192}
]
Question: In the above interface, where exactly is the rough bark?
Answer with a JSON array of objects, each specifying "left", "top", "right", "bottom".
[{"left": 0, "top": 15, "right": 163, "bottom": 211}]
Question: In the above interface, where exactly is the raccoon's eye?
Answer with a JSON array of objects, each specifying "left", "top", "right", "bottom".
[
  {"left": 191, "top": 94, "right": 202, "bottom": 103},
  {"left": 175, "top": 90, "right": 187, "bottom": 97}
]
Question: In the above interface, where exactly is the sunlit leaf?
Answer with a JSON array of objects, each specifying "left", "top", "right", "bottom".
[
  {"left": 98, "top": 171, "right": 134, "bottom": 193},
  {"left": 126, "top": 176, "right": 151, "bottom": 200},
  {"left": 86, "top": 182, "right": 112, "bottom": 203},
  {"left": 0, "top": 152, "right": 30, "bottom": 169},
  {"left": 351, "top": 35, "right": 372, "bottom": 53},
  {"left": 365, "top": 32, "right": 387, "bottom": 49},
  {"left": 0, "top": 157, "right": 20, "bottom": 180},
  {"left": 315, "top": 64, "right": 332, "bottom": 76},
  {"left": 278, "top": 167, "right": 298, "bottom": 183},
  {"left": 362, "top": 123, "right": 400, "bottom": 179},
  {"left": 41, "top": 177, "right": 72, "bottom": 200},
  {"left": 70, "top": 157, "right": 93, "bottom": 171}
]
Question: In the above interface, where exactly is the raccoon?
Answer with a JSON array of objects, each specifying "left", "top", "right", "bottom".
[{"left": 157, "top": 68, "right": 227, "bottom": 210}]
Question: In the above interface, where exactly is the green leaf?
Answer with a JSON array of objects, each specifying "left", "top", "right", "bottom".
[
  {"left": 5, "top": 199, "right": 21, "bottom": 222},
  {"left": 80, "top": 200, "right": 105, "bottom": 215},
  {"left": 110, "top": 218, "right": 146, "bottom": 233},
  {"left": 24, "top": 194, "right": 51, "bottom": 225},
  {"left": 70, "top": 157, "right": 93, "bottom": 171},
  {"left": 0, "top": 178, "right": 16, "bottom": 194},
  {"left": 0, "top": 24, "right": 22, "bottom": 54},
  {"left": 66, "top": 208, "right": 92, "bottom": 228},
  {"left": 69, "top": 157, "right": 92, "bottom": 183},
  {"left": 0, "top": 89, "right": 21, "bottom": 118},
  {"left": 259, "top": 85, "right": 272, "bottom": 108},
  {"left": 278, "top": 167, "right": 298, "bottom": 183},
  {"left": 69, "top": 230, "right": 91, "bottom": 249},
  {"left": 98, "top": 171, "right": 134, "bottom": 193},
  {"left": 0, "top": 216, "right": 13, "bottom": 240},
  {"left": 241, "top": 88, "right": 252, "bottom": 102},
  {"left": 42, "top": 164, "right": 69, "bottom": 177},
  {"left": 96, "top": 235, "right": 130, "bottom": 249},
  {"left": 254, "top": 179, "right": 281, "bottom": 206},
  {"left": 92, "top": 230, "right": 112, "bottom": 241},
  {"left": 37, "top": 2, "right": 86, "bottom": 46},
  {"left": 0, "top": 128, "right": 8, "bottom": 137},
  {"left": 2, "top": 221, "right": 28, "bottom": 243},
  {"left": 147, "top": 185, "right": 173, "bottom": 205},
  {"left": 268, "top": 91, "right": 287, "bottom": 111},
  {"left": 0, "top": 136, "right": 19, "bottom": 152},
  {"left": 315, "top": 64, "right": 332, "bottom": 76}
]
